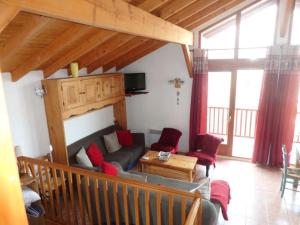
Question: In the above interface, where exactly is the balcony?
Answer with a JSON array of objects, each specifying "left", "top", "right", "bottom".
[{"left": 208, "top": 106, "right": 300, "bottom": 160}]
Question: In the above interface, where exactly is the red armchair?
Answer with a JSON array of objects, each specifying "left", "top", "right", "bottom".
[
  {"left": 151, "top": 128, "right": 182, "bottom": 154},
  {"left": 187, "top": 134, "right": 224, "bottom": 177}
]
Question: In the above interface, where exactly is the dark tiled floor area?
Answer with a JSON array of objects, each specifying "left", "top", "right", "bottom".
[{"left": 208, "top": 159, "right": 300, "bottom": 225}]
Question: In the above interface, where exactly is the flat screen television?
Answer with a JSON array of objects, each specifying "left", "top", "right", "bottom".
[{"left": 124, "top": 73, "right": 146, "bottom": 92}]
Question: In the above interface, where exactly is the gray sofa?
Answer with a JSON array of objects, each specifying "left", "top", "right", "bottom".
[
  {"left": 67, "top": 125, "right": 146, "bottom": 170},
  {"left": 81, "top": 162, "right": 220, "bottom": 225}
]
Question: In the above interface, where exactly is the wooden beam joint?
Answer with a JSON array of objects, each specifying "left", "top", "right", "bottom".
[{"left": 181, "top": 44, "right": 193, "bottom": 78}]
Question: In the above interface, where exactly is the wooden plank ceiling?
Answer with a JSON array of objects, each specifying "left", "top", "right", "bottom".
[{"left": 0, "top": 0, "right": 248, "bottom": 81}]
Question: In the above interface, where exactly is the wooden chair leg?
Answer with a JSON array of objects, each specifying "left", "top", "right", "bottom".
[{"left": 205, "top": 165, "right": 210, "bottom": 177}]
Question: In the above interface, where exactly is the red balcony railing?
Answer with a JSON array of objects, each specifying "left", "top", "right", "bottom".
[{"left": 207, "top": 106, "right": 300, "bottom": 143}]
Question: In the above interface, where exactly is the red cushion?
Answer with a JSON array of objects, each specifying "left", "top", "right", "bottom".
[
  {"left": 87, "top": 144, "right": 104, "bottom": 167},
  {"left": 102, "top": 162, "right": 117, "bottom": 176},
  {"left": 187, "top": 151, "right": 215, "bottom": 165},
  {"left": 116, "top": 130, "right": 133, "bottom": 147}
]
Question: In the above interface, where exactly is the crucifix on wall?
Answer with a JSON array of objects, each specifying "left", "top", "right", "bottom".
[{"left": 168, "top": 78, "right": 184, "bottom": 105}]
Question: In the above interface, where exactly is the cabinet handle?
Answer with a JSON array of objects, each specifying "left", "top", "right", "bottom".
[
  {"left": 111, "top": 85, "right": 115, "bottom": 88},
  {"left": 79, "top": 92, "right": 86, "bottom": 94}
]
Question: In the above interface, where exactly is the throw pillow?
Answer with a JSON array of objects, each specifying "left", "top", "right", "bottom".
[
  {"left": 103, "top": 132, "right": 121, "bottom": 153},
  {"left": 87, "top": 144, "right": 104, "bottom": 167},
  {"left": 116, "top": 130, "right": 133, "bottom": 147},
  {"left": 102, "top": 162, "right": 117, "bottom": 176},
  {"left": 22, "top": 186, "right": 41, "bottom": 207},
  {"left": 76, "top": 147, "right": 93, "bottom": 167}
]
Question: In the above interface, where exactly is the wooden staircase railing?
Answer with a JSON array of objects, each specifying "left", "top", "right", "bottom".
[{"left": 18, "top": 156, "right": 202, "bottom": 225}]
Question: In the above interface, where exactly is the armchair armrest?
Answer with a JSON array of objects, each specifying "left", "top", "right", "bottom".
[{"left": 132, "top": 133, "right": 145, "bottom": 147}]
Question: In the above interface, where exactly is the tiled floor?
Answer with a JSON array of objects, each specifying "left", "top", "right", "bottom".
[{"left": 208, "top": 158, "right": 300, "bottom": 225}]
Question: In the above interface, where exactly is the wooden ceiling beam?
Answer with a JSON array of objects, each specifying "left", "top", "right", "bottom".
[
  {"left": 0, "top": 15, "right": 50, "bottom": 67},
  {"left": 78, "top": 34, "right": 133, "bottom": 69},
  {"left": 91, "top": 37, "right": 150, "bottom": 73},
  {"left": 167, "top": 0, "right": 218, "bottom": 24},
  {"left": 88, "top": 0, "right": 198, "bottom": 73},
  {"left": 43, "top": 29, "right": 115, "bottom": 78},
  {"left": 280, "top": 0, "right": 295, "bottom": 37},
  {"left": 103, "top": 0, "right": 245, "bottom": 71},
  {"left": 11, "top": 24, "right": 93, "bottom": 81},
  {"left": 1, "top": 0, "right": 193, "bottom": 45},
  {"left": 155, "top": 0, "right": 198, "bottom": 19},
  {"left": 76, "top": 0, "right": 169, "bottom": 70},
  {"left": 116, "top": 40, "right": 166, "bottom": 70},
  {"left": 180, "top": 0, "right": 245, "bottom": 29},
  {"left": 181, "top": 44, "right": 192, "bottom": 77},
  {"left": 139, "top": 0, "right": 170, "bottom": 12},
  {"left": 0, "top": 2, "right": 20, "bottom": 34}
]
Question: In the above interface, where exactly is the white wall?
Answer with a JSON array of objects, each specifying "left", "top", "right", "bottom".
[
  {"left": 3, "top": 71, "right": 51, "bottom": 157},
  {"left": 64, "top": 106, "right": 114, "bottom": 145},
  {"left": 120, "top": 43, "right": 192, "bottom": 152},
  {"left": 2, "top": 69, "right": 114, "bottom": 157}
]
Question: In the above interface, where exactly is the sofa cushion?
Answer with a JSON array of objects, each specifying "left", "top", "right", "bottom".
[
  {"left": 121, "top": 145, "right": 145, "bottom": 165},
  {"left": 87, "top": 144, "right": 104, "bottom": 166},
  {"left": 104, "top": 132, "right": 122, "bottom": 153},
  {"left": 104, "top": 150, "right": 132, "bottom": 170},
  {"left": 76, "top": 147, "right": 93, "bottom": 167},
  {"left": 102, "top": 162, "right": 117, "bottom": 176},
  {"left": 116, "top": 130, "right": 133, "bottom": 147},
  {"left": 67, "top": 125, "right": 119, "bottom": 164}
]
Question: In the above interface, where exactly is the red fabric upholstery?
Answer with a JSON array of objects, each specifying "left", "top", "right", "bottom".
[
  {"left": 187, "top": 151, "right": 215, "bottom": 165},
  {"left": 87, "top": 144, "right": 104, "bottom": 167},
  {"left": 151, "top": 128, "right": 182, "bottom": 154},
  {"left": 193, "top": 134, "right": 224, "bottom": 158},
  {"left": 211, "top": 180, "right": 231, "bottom": 220},
  {"left": 188, "top": 134, "right": 223, "bottom": 176},
  {"left": 116, "top": 130, "right": 133, "bottom": 147},
  {"left": 150, "top": 143, "right": 177, "bottom": 154},
  {"left": 102, "top": 162, "right": 117, "bottom": 176}
]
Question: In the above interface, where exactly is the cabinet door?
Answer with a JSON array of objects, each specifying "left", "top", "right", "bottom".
[
  {"left": 61, "top": 80, "right": 82, "bottom": 110},
  {"left": 101, "top": 76, "right": 113, "bottom": 100},
  {"left": 81, "top": 78, "right": 100, "bottom": 104},
  {"left": 111, "top": 75, "right": 124, "bottom": 97}
]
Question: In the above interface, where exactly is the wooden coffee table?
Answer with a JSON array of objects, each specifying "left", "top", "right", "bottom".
[{"left": 139, "top": 150, "right": 197, "bottom": 182}]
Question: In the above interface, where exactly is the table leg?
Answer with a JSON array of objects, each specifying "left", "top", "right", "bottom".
[{"left": 141, "top": 163, "right": 144, "bottom": 172}]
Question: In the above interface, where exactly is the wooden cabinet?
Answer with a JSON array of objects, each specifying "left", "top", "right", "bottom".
[
  {"left": 42, "top": 73, "right": 127, "bottom": 165},
  {"left": 81, "top": 78, "right": 100, "bottom": 104},
  {"left": 100, "top": 76, "right": 113, "bottom": 100},
  {"left": 61, "top": 80, "right": 82, "bottom": 110}
]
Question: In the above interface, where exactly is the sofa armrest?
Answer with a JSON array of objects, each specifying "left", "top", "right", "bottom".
[
  {"left": 132, "top": 133, "right": 145, "bottom": 147},
  {"left": 71, "top": 164, "right": 102, "bottom": 172}
]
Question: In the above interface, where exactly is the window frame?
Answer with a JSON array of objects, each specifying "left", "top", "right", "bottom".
[
  {"left": 288, "top": 0, "right": 300, "bottom": 45},
  {"left": 198, "top": 0, "right": 279, "bottom": 64}
]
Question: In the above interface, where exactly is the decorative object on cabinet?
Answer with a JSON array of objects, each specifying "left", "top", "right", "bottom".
[
  {"left": 70, "top": 62, "right": 79, "bottom": 78},
  {"left": 168, "top": 77, "right": 184, "bottom": 105},
  {"left": 42, "top": 73, "right": 127, "bottom": 165}
]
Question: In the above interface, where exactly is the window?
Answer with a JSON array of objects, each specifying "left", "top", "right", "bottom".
[
  {"left": 291, "top": 0, "right": 300, "bottom": 45},
  {"left": 239, "top": 1, "right": 277, "bottom": 58},
  {"left": 201, "top": 16, "right": 236, "bottom": 59},
  {"left": 200, "top": 0, "right": 278, "bottom": 60}
]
